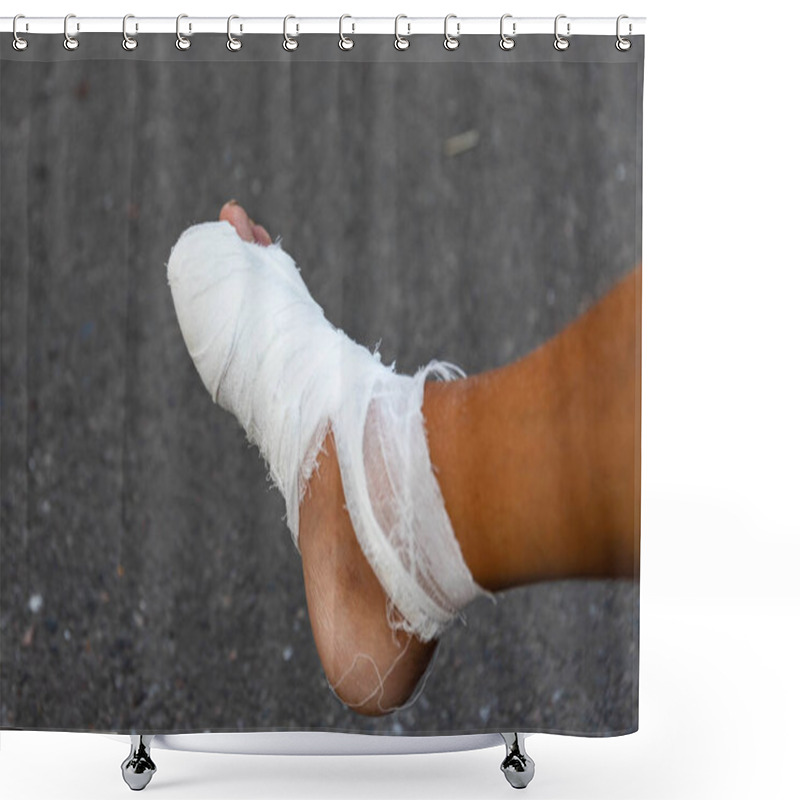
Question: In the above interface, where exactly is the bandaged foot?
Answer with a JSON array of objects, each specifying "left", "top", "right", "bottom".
[{"left": 167, "top": 202, "right": 489, "bottom": 714}]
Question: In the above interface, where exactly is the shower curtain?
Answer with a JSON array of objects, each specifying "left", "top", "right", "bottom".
[{"left": 1, "top": 28, "right": 642, "bottom": 741}]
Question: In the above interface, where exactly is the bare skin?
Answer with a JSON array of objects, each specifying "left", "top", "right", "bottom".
[{"left": 219, "top": 200, "right": 641, "bottom": 716}]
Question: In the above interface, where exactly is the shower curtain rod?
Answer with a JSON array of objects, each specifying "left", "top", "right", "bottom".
[{"left": 1, "top": 15, "right": 646, "bottom": 37}]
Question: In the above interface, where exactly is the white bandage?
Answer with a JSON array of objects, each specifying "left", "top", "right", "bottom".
[{"left": 167, "top": 221, "right": 489, "bottom": 641}]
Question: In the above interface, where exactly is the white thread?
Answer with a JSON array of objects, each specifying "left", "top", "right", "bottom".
[{"left": 167, "top": 221, "right": 490, "bottom": 641}]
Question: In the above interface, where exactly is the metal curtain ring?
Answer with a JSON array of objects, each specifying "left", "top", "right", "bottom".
[
  {"left": 227, "top": 15, "right": 242, "bottom": 51},
  {"left": 283, "top": 15, "right": 299, "bottom": 51},
  {"left": 616, "top": 14, "right": 632, "bottom": 51},
  {"left": 176, "top": 13, "right": 191, "bottom": 50},
  {"left": 339, "top": 14, "right": 354, "bottom": 50},
  {"left": 13, "top": 14, "right": 29, "bottom": 51},
  {"left": 553, "top": 14, "right": 570, "bottom": 51},
  {"left": 122, "top": 14, "right": 138, "bottom": 51},
  {"left": 394, "top": 14, "right": 410, "bottom": 50},
  {"left": 63, "top": 13, "right": 79, "bottom": 51},
  {"left": 443, "top": 14, "right": 460, "bottom": 51},
  {"left": 499, "top": 14, "right": 515, "bottom": 50}
]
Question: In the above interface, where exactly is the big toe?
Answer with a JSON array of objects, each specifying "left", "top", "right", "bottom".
[{"left": 220, "top": 200, "right": 272, "bottom": 246}]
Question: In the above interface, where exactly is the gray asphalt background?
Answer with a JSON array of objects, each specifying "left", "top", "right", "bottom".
[{"left": 0, "top": 34, "right": 642, "bottom": 736}]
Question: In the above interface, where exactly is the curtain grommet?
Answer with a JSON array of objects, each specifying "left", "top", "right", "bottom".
[
  {"left": 615, "top": 15, "right": 632, "bottom": 51},
  {"left": 554, "top": 14, "right": 570, "bottom": 51},
  {"left": 227, "top": 15, "right": 242, "bottom": 52},
  {"left": 394, "top": 15, "right": 410, "bottom": 50},
  {"left": 63, "top": 13, "right": 79, "bottom": 51},
  {"left": 443, "top": 14, "right": 460, "bottom": 51},
  {"left": 12, "top": 14, "right": 29, "bottom": 51},
  {"left": 122, "top": 14, "right": 138, "bottom": 51},
  {"left": 283, "top": 15, "right": 299, "bottom": 51},
  {"left": 339, "top": 14, "right": 355, "bottom": 51},
  {"left": 499, "top": 14, "right": 516, "bottom": 51},
  {"left": 176, "top": 14, "right": 191, "bottom": 51}
]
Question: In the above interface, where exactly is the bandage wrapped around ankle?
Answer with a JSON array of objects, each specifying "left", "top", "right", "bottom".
[{"left": 167, "top": 222, "right": 490, "bottom": 641}]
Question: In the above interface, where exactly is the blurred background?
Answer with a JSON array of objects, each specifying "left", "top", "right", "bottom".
[{"left": 1, "top": 33, "right": 641, "bottom": 735}]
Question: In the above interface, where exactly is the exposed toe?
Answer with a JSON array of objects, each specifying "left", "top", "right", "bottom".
[{"left": 219, "top": 200, "right": 255, "bottom": 242}]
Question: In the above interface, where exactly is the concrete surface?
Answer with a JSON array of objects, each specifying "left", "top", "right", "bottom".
[{"left": 0, "top": 34, "right": 642, "bottom": 735}]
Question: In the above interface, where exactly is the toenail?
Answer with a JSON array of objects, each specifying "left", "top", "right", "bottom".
[{"left": 225, "top": 199, "right": 239, "bottom": 207}]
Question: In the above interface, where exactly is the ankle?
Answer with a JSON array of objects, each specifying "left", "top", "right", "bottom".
[{"left": 422, "top": 379, "right": 495, "bottom": 591}]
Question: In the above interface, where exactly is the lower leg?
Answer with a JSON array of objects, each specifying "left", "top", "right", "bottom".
[{"left": 425, "top": 266, "right": 642, "bottom": 592}]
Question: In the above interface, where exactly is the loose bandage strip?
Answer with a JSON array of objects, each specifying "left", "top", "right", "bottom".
[{"left": 167, "top": 222, "right": 490, "bottom": 642}]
